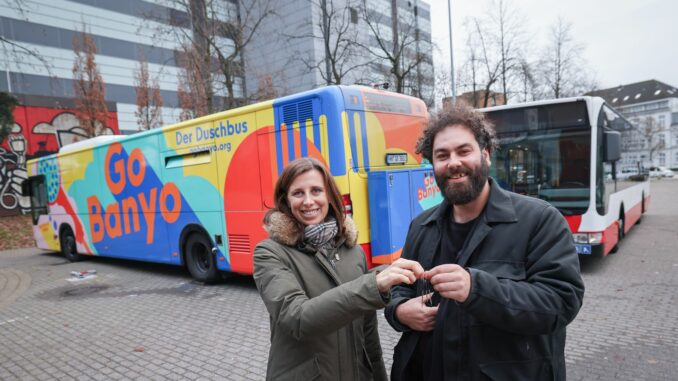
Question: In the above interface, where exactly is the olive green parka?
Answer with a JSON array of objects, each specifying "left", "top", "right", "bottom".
[{"left": 254, "top": 212, "right": 388, "bottom": 381}]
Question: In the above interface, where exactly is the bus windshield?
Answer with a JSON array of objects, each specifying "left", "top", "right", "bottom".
[{"left": 485, "top": 102, "right": 592, "bottom": 215}]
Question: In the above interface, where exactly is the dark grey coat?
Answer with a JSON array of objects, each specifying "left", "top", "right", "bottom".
[
  {"left": 385, "top": 179, "right": 585, "bottom": 381},
  {"left": 254, "top": 212, "right": 388, "bottom": 381}
]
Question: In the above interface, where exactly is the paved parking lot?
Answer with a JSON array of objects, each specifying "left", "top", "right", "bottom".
[{"left": 1, "top": 180, "right": 677, "bottom": 380}]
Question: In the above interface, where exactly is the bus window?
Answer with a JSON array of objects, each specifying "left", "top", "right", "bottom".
[
  {"left": 27, "top": 176, "right": 48, "bottom": 224},
  {"left": 487, "top": 102, "right": 592, "bottom": 215}
]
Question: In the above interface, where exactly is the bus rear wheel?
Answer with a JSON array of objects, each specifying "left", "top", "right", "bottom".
[
  {"left": 60, "top": 227, "right": 83, "bottom": 262},
  {"left": 185, "top": 233, "right": 220, "bottom": 284},
  {"left": 637, "top": 194, "right": 645, "bottom": 224}
]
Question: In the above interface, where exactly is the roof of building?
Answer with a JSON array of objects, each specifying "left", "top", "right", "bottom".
[{"left": 585, "top": 79, "right": 678, "bottom": 108}]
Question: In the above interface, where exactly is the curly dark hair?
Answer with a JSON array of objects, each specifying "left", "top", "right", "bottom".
[{"left": 416, "top": 103, "right": 498, "bottom": 162}]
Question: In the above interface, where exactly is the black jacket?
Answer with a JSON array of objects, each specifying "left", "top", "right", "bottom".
[{"left": 385, "top": 179, "right": 585, "bottom": 381}]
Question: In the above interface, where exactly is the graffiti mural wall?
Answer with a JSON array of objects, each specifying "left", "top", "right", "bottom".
[{"left": 0, "top": 104, "right": 119, "bottom": 216}]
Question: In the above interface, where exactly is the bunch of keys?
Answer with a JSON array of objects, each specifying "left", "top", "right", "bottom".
[{"left": 420, "top": 278, "right": 436, "bottom": 307}]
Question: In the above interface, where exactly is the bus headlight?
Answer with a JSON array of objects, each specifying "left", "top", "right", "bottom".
[
  {"left": 573, "top": 232, "right": 603, "bottom": 244},
  {"left": 573, "top": 233, "right": 588, "bottom": 243}
]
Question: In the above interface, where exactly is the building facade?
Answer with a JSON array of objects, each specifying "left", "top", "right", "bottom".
[
  {"left": 587, "top": 80, "right": 678, "bottom": 170},
  {"left": 245, "top": 0, "right": 434, "bottom": 105},
  {"left": 1, "top": 0, "right": 432, "bottom": 216},
  {"left": 1, "top": 0, "right": 247, "bottom": 134},
  {"left": 3, "top": 0, "right": 433, "bottom": 130}
]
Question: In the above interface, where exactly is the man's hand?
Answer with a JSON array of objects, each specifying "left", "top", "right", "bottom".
[
  {"left": 425, "top": 264, "right": 471, "bottom": 303},
  {"left": 376, "top": 258, "right": 425, "bottom": 293},
  {"left": 394, "top": 294, "right": 438, "bottom": 331}
]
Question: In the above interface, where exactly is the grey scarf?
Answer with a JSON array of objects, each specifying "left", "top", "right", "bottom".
[{"left": 303, "top": 217, "right": 339, "bottom": 252}]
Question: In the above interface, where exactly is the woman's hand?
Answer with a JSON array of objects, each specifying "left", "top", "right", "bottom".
[
  {"left": 424, "top": 264, "right": 471, "bottom": 303},
  {"left": 376, "top": 258, "right": 425, "bottom": 293}
]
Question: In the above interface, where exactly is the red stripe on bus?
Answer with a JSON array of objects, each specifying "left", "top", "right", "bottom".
[
  {"left": 563, "top": 215, "right": 582, "bottom": 233},
  {"left": 602, "top": 221, "right": 619, "bottom": 255}
]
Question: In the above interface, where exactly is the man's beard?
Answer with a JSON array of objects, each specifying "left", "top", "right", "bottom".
[{"left": 435, "top": 158, "right": 490, "bottom": 205}]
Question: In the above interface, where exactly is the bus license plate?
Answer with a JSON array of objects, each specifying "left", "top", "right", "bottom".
[{"left": 575, "top": 244, "right": 592, "bottom": 255}]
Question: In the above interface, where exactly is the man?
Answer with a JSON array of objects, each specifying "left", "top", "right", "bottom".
[{"left": 385, "top": 104, "right": 585, "bottom": 380}]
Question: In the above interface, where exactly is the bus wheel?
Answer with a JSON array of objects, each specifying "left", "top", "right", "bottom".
[
  {"left": 60, "top": 227, "right": 83, "bottom": 262},
  {"left": 610, "top": 217, "right": 624, "bottom": 254},
  {"left": 185, "top": 233, "right": 220, "bottom": 284},
  {"left": 618, "top": 217, "right": 624, "bottom": 240}
]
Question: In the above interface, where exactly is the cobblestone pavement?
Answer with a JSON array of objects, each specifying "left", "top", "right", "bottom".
[{"left": 1, "top": 180, "right": 677, "bottom": 380}]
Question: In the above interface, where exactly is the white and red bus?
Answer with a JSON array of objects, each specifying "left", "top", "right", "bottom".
[{"left": 481, "top": 96, "right": 650, "bottom": 256}]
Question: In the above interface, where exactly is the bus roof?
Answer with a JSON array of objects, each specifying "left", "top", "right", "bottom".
[
  {"left": 478, "top": 96, "right": 605, "bottom": 113},
  {"left": 29, "top": 85, "right": 424, "bottom": 162},
  {"left": 58, "top": 135, "right": 126, "bottom": 154}
]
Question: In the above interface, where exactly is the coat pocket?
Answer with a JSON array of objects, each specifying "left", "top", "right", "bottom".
[
  {"left": 474, "top": 260, "right": 526, "bottom": 280},
  {"left": 287, "top": 356, "right": 321, "bottom": 381},
  {"left": 478, "top": 358, "right": 553, "bottom": 381}
]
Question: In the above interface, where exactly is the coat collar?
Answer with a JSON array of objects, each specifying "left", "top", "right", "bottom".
[
  {"left": 264, "top": 211, "right": 359, "bottom": 248},
  {"left": 420, "top": 177, "right": 517, "bottom": 226}
]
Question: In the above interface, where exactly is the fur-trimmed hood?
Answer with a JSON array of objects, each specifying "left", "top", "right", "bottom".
[{"left": 264, "top": 211, "right": 358, "bottom": 248}]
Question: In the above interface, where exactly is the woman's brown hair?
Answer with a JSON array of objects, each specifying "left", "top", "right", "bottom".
[{"left": 265, "top": 157, "right": 346, "bottom": 239}]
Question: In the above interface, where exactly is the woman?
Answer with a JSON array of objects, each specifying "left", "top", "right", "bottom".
[{"left": 254, "top": 158, "right": 423, "bottom": 381}]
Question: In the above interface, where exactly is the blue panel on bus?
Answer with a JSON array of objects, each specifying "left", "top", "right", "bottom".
[
  {"left": 272, "top": 87, "right": 347, "bottom": 176},
  {"left": 368, "top": 167, "right": 442, "bottom": 260}
]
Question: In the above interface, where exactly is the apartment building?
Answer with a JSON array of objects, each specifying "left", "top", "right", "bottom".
[{"left": 587, "top": 79, "right": 678, "bottom": 170}]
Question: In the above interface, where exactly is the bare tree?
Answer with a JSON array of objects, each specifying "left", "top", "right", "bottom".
[
  {"left": 157, "top": 0, "right": 274, "bottom": 114},
  {"left": 134, "top": 52, "right": 164, "bottom": 130},
  {"left": 1, "top": 0, "right": 52, "bottom": 75},
  {"left": 360, "top": 0, "right": 427, "bottom": 99},
  {"left": 72, "top": 29, "right": 108, "bottom": 137},
  {"left": 539, "top": 17, "right": 597, "bottom": 98},
  {"left": 515, "top": 58, "right": 539, "bottom": 102},
  {"left": 253, "top": 74, "right": 278, "bottom": 102},
  {"left": 289, "top": 0, "right": 368, "bottom": 86},
  {"left": 471, "top": 17, "right": 502, "bottom": 107},
  {"left": 177, "top": 43, "right": 210, "bottom": 121},
  {"left": 639, "top": 116, "right": 665, "bottom": 163},
  {"left": 489, "top": 0, "right": 524, "bottom": 103},
  {"left": 456, "top": 29, "right": 484, "bottom": 106},
  {"left": 455, "top": 0, "right": 524, "bottom": 106},
  {"left": 0, "top": 92, "right": 19, "bottom": 145}
]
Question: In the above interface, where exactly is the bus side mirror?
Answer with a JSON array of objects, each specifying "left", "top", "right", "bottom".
[{"left": 603, "top": 130, "right": 621, "bottom": 162}]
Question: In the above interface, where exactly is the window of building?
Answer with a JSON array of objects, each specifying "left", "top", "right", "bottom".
[
  {"left": 350, "top": 7, "right": 358, "bottom": 24},
  {"left": 675, "top": 151, "right": 678, "bottom": 165},
  {"left": 658, "top": 115, "right": 666, "bottom": 128},
  {"left": 659, "top": 134, "right": 666, "bottom": 146},
  {"left": 659, "top": 153, "right": 666, "bottom": 166}
]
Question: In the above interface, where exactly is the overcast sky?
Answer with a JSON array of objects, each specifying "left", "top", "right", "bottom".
[{"left": 428, "top": 0, "right": 678, "bottom": 92}]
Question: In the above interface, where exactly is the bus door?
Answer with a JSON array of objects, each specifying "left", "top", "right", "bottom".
[
  {"left": 342, "top": 90, "right": 430, "bottom": 265},
  {"left": 218, "top": 111, "right": 268, "bottom": 274},
  {"left": 503, "top": 145, "right": 542, "bottom": 196}
]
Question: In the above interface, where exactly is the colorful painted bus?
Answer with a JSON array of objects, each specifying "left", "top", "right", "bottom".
[
  {"left": 481, "top": 96, "right": 650, "bottom": 257},
  {"left": 22, "top": 85, "right": 437, "bottom": 282}
]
